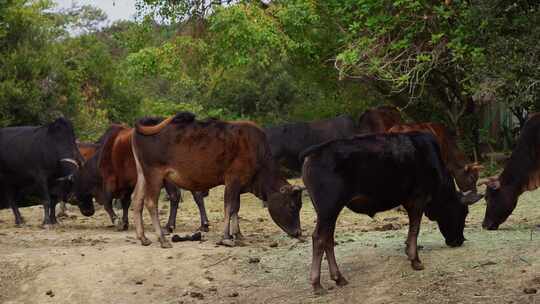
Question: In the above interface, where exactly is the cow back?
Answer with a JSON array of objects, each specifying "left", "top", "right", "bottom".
[{"left": 357, "top": 106, "right": 403, "bottom": 134}]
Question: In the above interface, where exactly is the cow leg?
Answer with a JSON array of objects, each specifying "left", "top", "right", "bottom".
[
  {"left": 324, "top": 218, "right": 348, "bottom": 287},
  {"left": 132, "top": 175, "right": 151, "bottom": 246},
  {"left": 219, "top": 180, "right": 241, "bottom": 246},
  {"left": 117, "top": 194, "right": 130, "bottom": 231},
  {"left": 144, "top": 181, "right": 171, "bottom": 249},
  {"left": 404, "top": 203, "right": 424, "bottom": 270},
  {"left": 192, "top": 191, "right": 210, "bottom": 232},
  {"left": 49, "top": 199, "right": 58, "bottom": 225},
  {"left": 57, "top": 201, "right": 68, "bottom": 218},
  {"left": 37, "top": 182, "right": 55, "bottom": 227},
  {"left": 5, "top": 190, "right": 24, "bottom": 226},
  {"left": 311, "top": 220, "right": 326, "bottom": 294},
  {"left": 164, "top": 182, "right": 181, "bottom": 233},
  {"left": 103, "top": 197, "right": 118, "bottom": 226}
]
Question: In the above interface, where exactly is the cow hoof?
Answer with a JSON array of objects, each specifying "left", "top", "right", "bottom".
[
  {"left": 140, "top": 238, "right": 152, "bottom": 246},
  {"left": 313, "top": 285, "right": 327, "bottom": 296},
  {"left": 199, "top": 225, "right": 210, "bottom": 232},
  {"left": 233, "top": 233, "right": 244, "bottom": 240},
  {"left": 411, "top": 261, "right": 424, "bottom": 271},
  {"left": 42, "top": 224, "right": 57, "bottom": 230},
  {"left": 57, "top": 212, "right": 68, "bottom": 218},
  {"left": 217, "top": 239, "right": 235, "bottom": 247},
  {"left": 335, "top": 276, "right": 349, "bottom": 287},
  {"left": 115, "top": 220, "right": 125, "bottom": 231},
  {"left": 165, "top": 225, "right": 174, "bottom": 234},
  {"left": 162, "top": 228, "right": 171, "bottom": 236},
  {"left": 160, "top": 240, "right": 173, "bottom": 249}
]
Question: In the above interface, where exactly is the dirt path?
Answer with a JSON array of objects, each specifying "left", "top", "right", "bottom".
[{"left": 0, "top": 180, "right": 539, "bottom": 304}]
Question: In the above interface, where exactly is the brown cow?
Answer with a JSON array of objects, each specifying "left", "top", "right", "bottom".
[
  {"left": 73, "top": 124, "right": 209, "bottom": 232},
  {"left": 357, "top": 106, "right": 403, "bottom": 134},
  {"left": 131, "top": 113, "right": 304, "bottom": 248},
  {"left": 389, "top": 122, "right": 483, "bottom": 192}
]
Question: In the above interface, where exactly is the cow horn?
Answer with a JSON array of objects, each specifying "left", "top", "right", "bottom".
[
  {"left": 459, "top": 191, "right": 484, "bottom": 205},
  {"left": 477, "top": 176, "right": 500, "bottom": 190},
  {"left": 292, "top": 185, "right": 306, "bottom": 192},
  {"left": 60, "top": 158, "right": 80, "bottom": 169},
  {"left": 136, "top": 116, "right": 175, "bottom": 136},
  {"left": 57, "top": 174, "right": 74, "bottom": 182}
]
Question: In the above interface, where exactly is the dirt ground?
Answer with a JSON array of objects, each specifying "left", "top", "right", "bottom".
[{"left": 0, "top": 179, "right": 538, "bottom": 304}]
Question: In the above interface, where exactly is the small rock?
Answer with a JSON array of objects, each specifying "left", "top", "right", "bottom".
[
  {"left": 190, "top": 291, "right": 204, "bottom": 299},
  {"left": 167, "top": 256, "right": 173, "bottom": 259},
  {"left": 205, "top": 276, "right": 214, "bottom": 282},
  {"left": 257, "top": 218, "right": 264, "bottom": 222},
  {"left": 135, "top": 280, "right": 144, "bottom": 285},
  {"left": 524, "top": 288, "right": 537, "bottom": 294},
  {"left": 269, "top": 242, "right": 278, "bottom": 248},
  {"left": 248, "top": 257, "right": 260, "bottom": 264},
  {"left": 208, "top": 286, "right": 218, "bottom": 292},
  {"left": 46, "top": 290, "right": 54, "bottom": 297},
  {"left": 228, "top": 292, "right": 239, "bottom": 297}
]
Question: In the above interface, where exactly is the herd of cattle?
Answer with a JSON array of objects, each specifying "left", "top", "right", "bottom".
[{"left": 0, "top": 106, "right": 538, "bottom": 293}]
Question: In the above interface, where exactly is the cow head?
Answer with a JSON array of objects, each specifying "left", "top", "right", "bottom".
[
  {"left": 69, "top": 158, "right": 96, "bottom": 217},
  {"left": 266, "top": 185, "right": 304, "bottom": 238},
  {"left": 454, "top": 162, "right": 483, "bottom": 192},
  {"left": 479, "top": 177, "right": 516, "bottom": 230},
  {"left": 428, "top": 185, "right": 483, "bottom": 248}
]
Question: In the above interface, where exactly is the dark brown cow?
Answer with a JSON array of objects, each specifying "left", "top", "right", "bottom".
[
  {"left": 389, "top": 122, "right": 483, "bottom": 192},
  {"left": 74, "top": 125, "right": 209, "bottom": 232},
  {"left": 481, "top": 113, "right": 540, "bottom": 230},
  {"left": 57, "top": 141, "right": 101, "bottom": 217},
  {"left": 131, "top": 113, "right": 303, "bottom": 248},
  {"left": 357, "top": 106, "right": 403, "bottom": 134}
]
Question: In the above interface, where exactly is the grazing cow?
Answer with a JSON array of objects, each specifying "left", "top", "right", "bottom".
[
  {"left": 131, "top": 112, "right": 303, "bottom": 248},
  {"left": 264, "top": 115, "right": 357, "bottom": 172},
  {"left": 0, "top": 118, "right": 94, "bottom": 226},
  {"left": 73, "top": 124, "right": 210, "bottom": 232},
  {"left": 357, "top": 105, "right": 403, "bottom": 134},
  {"left": 480, "top": 113, "right": 540, "bottom": 230},
  {"left": 300, "top": 132, "right": 482, "bottom": 293},
  {"left": 389, "top": 122, "right": 483, "bottom": 192},
  {"left": 57, "top": 141, "right": 101, "bottom": 217}
]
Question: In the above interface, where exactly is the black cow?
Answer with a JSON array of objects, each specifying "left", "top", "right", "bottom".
[
  {"left": 0, "top": 117, "right": 94, "bottom": 226},
  {"left": 300, "top": 132, "right": 482, "bottom": 294},
  {"left": 264, "top": 115, "right": 357, "bottom": 172}
]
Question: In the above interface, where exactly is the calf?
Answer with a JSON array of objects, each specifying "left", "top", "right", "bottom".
[
  {"left": 131, "top": 112, "right": 303, "bottom": 248},
  {"left": 301, "top": 132, "right": 482, "bottom": 294},
  {"left": 264, "top": 115, "right": 357, "bottom": 172},
  {"left": 389, "top": 122, "right": 483, "bottom": 192},
  {"left": 73, "top": 124, "right": 209, "bottom": 231},
  {"left": 0, "top": 118, "right": 94, "bottom": 226}
]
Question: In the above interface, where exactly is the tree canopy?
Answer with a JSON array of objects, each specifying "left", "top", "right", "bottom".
[{"left": 1, "top": 0, "right": 538, "bottom": 152}]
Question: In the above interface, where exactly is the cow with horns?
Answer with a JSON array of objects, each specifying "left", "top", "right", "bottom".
[{"left": 301, "top": 132, "right": 483, "bottom": 294}]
